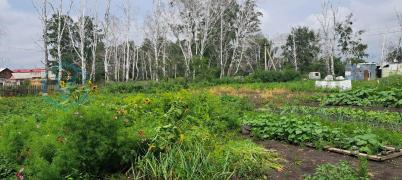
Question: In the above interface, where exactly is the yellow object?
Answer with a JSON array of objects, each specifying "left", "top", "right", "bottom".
[{"left": 60, "top": 81, "right": 66, "bottom": 88}]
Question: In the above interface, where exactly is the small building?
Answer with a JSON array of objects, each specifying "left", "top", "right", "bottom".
[
  {"left": 11, "top": 68, "right": 56, "bottom": 86},
  {"left": 381, "top": 63, "right": 402, "bottom": 78},
  {"left": 345, "top": 63, "right": 377, "bottom": 81},
  {"left": 308, "top": 72, "right": 321, "bottom": 80},
  {"left": 0, "top": 68, "right": 14, "bottom": 86}
]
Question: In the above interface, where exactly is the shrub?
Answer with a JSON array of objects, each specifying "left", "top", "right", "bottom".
[
  {"left": 304, "top": 161, "right": 362, "bottom": 180},
  {"left": 305, "top": 159, "right": 369, "bottom": 180},
  {"left": 247, "top": 70, "right": 301, "bottom": 83},
  {"left": 0, "top": 91, "right": 278, "bottom": 179},
  {"left": 61, "top": 107, "right": 123, "bottom": 175},
  {"left": 23, "top": 106, "right": 128, "bottom": 179}
]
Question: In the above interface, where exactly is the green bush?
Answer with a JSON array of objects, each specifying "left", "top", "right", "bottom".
[
  {"left": 22, "top": 106, "right": 127, "bottom": 179},
  {"left": 0, "top": 91, "right": 279, "bottom": 179},
  {"left": 247, "top": 70, "right": 301, "bottom": 83},
  {"left": 61, "top": 107, "right": 123, "bottom": 175},
  {"left": 304, "top": 161, "right": 364, "bottom": 180}
]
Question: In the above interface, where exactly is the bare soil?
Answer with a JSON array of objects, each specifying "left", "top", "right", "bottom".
[{"left": 259, "top": 140, "right": 402, "bottom": 180}]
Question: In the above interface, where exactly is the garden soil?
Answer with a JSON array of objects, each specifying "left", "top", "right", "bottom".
[{"left": 259, "top": 140, "right": 402, "bottom": 180}]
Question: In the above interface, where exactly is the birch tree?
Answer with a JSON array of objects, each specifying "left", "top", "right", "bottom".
[
  {"left": 218, "top": 0, "right": 235, "bottom": 78},
  {"left": 168, "top": 0, "right": 220, "bottom": 78},
  {"left": 89, "top": 0, "right": 99, "bottom": 82},
  {"left": 68, "top": 0, "right": 88, "bottom": 84},
  {"left": 49, "top": 0, "right": 73, "bottom": 83},
  {"left": 102, "top": 0, "right": 112, "bottom": 81},
  {"left": 123, "top": 0, "right": 132, "bottom": 82},
  {"left": 145, "top": 0, "right": 169, "bottom": 81},
  {"left": 227, "top": 0, "right": 262, "bottom": 76},
  {"left": 33, "top": 0, "right": 50, "bottom": 92},
  {"left": 317, "top": 0, "right": 337, "bottom": 76}
]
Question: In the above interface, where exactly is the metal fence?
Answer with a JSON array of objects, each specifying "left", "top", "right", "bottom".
[{"left": 0, "top": 84, "right": 58, "bottom": 97}]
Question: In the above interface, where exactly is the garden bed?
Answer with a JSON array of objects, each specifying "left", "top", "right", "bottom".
[
  {"left": 305, "top": 144, "right": 402, "bottom": 162},
  {"left": 259, "top": 140, "right": 402, "bottom": 179},
  {"left": 243, "top": 111, "right": 402, "bottom": 161}
]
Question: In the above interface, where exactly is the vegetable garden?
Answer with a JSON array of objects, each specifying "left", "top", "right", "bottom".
[{"left": 1, "top": 76, "right": 402, "bottom": 179}]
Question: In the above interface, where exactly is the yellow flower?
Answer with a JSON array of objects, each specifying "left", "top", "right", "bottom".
[
  {"left": 91, "top": 85, "right": 98, "bottom": 91},
  {"left": 148, "top": 144, "right": 156, "bottom": 152},
  {"left": 60, "top": 81, "right": 66, "bottom": 88},
  {"left": 144, "top": 98, "right": 152, "bottom": 104},
  {"left": 179, "top": 134, "right": 185, "bottom": 143},
  {"left": 88, "top": 80, "right": 93, "bottom": 86}
]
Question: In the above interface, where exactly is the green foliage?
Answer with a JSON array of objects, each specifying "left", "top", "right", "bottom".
[
  {"left": 0, "top": 91, "right": 279, "bottom": 179},
  {"left": 0, "top": 154, "right": 16, "bottom": 179},
  {"left": 378, "top": 75, "right": 402, "bottom": 90},
  {"left": 247, "top": 70, "right": 301, "bottom": 83},
  {"left": 211, "top": 140, "right": 282, "bottom": 178},
  {"left": 282, "top": 26, "right": 320, "bottom": 73},
  {"left": 304, "top": 161, "right": 367, "bottom": 180},
  {"left": 192, "top": 56, "right": 219, "bottom": 81},
  {"left": 61, "top": 107, "right": 122, "bottom": 175},
  {"left": 245, "top": 114, "right": 342, "bottom": 146},
  {"left": 102, "top": 71, "right": 303, "bottom": 94},
  {"left": 346, "top": 131, "right": 382, "bottom": 154},
  {"left": 103, "top": 80, "right": 189, "bottom": 94},
  {"left": 244, "top": 112, "right": 388, "bottom": 154},
  {"left": 132, "top": 138, "right": 281, "bottom": 180},
  {"left": 385, "top": 46, "right": 402, "bottom": 63},
  {"left": 336, "top": 13, "right": 368, "bottom": 63},
  {"left": 134, "top": 142, "right": 232, "bottom": 180},
  {"left": 278, "top": 105, "right": 402, "bottom": 131},
  {"left": 357, "top": 157, "right": 369, "bottom": 179},
  {"left": 322, "top": 88, "right": 402, "bottom": 107}
]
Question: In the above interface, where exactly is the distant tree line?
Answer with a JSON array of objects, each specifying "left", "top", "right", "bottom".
[{"left": 36, "top": 0, "right": 375, "bottom": 85}]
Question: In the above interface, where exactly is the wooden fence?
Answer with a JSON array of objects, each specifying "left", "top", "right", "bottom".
[{"left": 0, "top": 85, "right": 58, "bottom": 97}]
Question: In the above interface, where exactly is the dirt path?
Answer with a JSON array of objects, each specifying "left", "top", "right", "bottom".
[{"left": 259, "top": 140, "right": 402, "bottom": 180}]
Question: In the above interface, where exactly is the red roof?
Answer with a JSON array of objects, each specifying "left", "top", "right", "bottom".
[{"left": 13, "top": 68, "right": 45, "bottom": 73}]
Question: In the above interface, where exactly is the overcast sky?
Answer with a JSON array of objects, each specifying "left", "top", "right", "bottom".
[{"left": 1, "top": 0, "right": 402, "bottom": 69}]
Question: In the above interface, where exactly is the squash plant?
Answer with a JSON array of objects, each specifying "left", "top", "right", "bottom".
[
  {"left": 244, "top": 113, "right": 386, "bottom": 155},
  {"left": 322, "top": 88, "right": 402, "bottom": 108}
]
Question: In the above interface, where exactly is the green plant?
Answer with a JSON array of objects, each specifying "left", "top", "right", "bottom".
[
  {"left": 357, "top": 157, "right": 369, "bottom": 179},
  {"left": 134, "top": 142, "right": 232, "bottom": 180},
  {"left": 0, "top": 90, "right": 280, "bottom": 179},
  {"left": 304, "top": 161, "right": 364, "bottom": 180},
  {"left": 346, "top": 131, "right": 383, "bottom": 154},
  {"left": 247, "top": 70, "right": 301, "bottom": 83},
  {"left": 277, "top": 105, "right": 402, "bottom": 132},
  {"left": 245, "top": 112, "right": 389, "bottom": 155},
  {"left": 0, "top": 154, "right": 16, "bottom": 179},
  {"left": 378, "top": 75, "right": 402, "bottom": 90},
  {"left": 322, "top": 88, "right": 402, "bottom": 108},
  {"left": 211, "top": 140, "right": 282, "bottom": 178}
]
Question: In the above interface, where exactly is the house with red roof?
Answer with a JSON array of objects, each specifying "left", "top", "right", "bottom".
[{"left": 10, "top": 68, "right": 56, "bottom": 86}]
